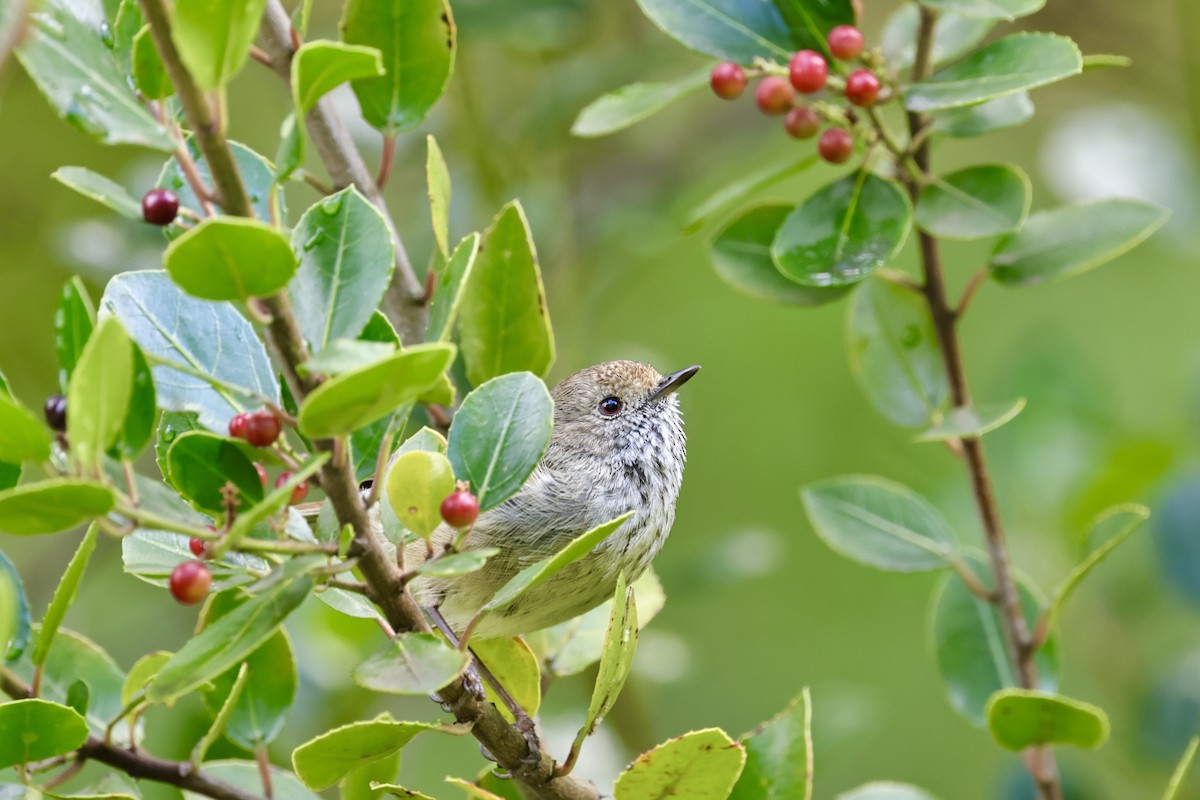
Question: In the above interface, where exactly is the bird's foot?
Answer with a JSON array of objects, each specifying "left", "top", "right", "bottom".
[{"left": 461, "top": 664, "right": 488, "bottom": 702}]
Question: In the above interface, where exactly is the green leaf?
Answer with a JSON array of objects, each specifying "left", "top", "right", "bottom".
[
  {"left": 771, "top": 0, "right": 857, "bottom": 58},
  {"left": 572, "top": 68, "right": 709, "bottom": 138},
  {"left": 193, "top": 663, "right": 248, "bottom": 764},
  {"left": 55, "top": 276, "right": 98, "bottom": 392},
  {"left": 274, "top": 112, "right": 305, "bottom": 183},
  {"left": 446, "top": 372, "right": 553, "bottom": 512},
  {"left": 341, "top": 752, "right": 400, "bottom": 800},
  {"left": 385, "top": 450, "right": 455, "bottom": 539},
  {"left": 68, "top": 316, "right": 134, "bottom": 467},
  {"left": 51, "top": 167, "right": 142, "bottom": 220},
  {"left": 0, "top": 480, "right": 115, "bottom": 535},
  {"left": 915, "top": 165, "right": 1031, "bottom": 240},
  {"left": 299, "top": 340, "right": 396, "bottom": 377},
  {"left": 729, "top": 690, "right": 811, "bottom": 800},
  {"left": 32, "top": 525, "right": 98, "bottom": 667},
  {"left": 292, "top": 714, "right": 440, "bottom": 790},
  {"left": 685, "top": 156, "right": 818, "bottom": 233},
  {"left": 415, "top": 547, "right": 499, "bottom": 578},
  {"left": 0, "top": 393, "right": 51, "bottom": 464},
  {"left": 802, "top": 475, "right": 958, "bottom": 571},
  {"left": 102, "top": 271, "right": 281, "bottom": 431},
  {"left": 353, "top": 632, "right": 468, "bottom": 696},
  {"left": 164, "top": 217, "right": 297, "bottom": 302},
  {"left": 112, "top": 0, "right": 143, "bottom": 76},
  {"left": 158, "top": 140, "right": 284, "bottom": 228},
  {"left": 932, "top": 93, "right": 1035, "bottom": 138},
  {"left": 290, "top": 187, "right": 395, "bottom": 352},
  {"left": 0, "top": 699, "right": 89, "bottom": 768},
  {"left": 847, "top": 277, "right": 948, "bottom": 428},
  {"left": 109, "top": 343, "right": 156, "bottom": 461},
  {"left": 472, "top": 636, "right": 542, "bottom": 720},
  {"left": 171, "top": 0, "right": 269, "bottom": 89},
  {"left": 1044, "top": 504, "right": 1148, "bottom": 630},
  {"left": 166, "top": 431, "right": 265, "bottom": 514},
  {"left": 932, "top": 565, "right": 1060, "bottom": 724},
  {"left": 121, "top": 529, "right": 267, "bottom": 592},
  {"left": 921, "top": 0, "right": 1043, "bottom": 20},
  {"left": 292, "top": 41, "right": 383, "bottom": 115},
  {"left": 989, "top": 199, "right": 1170, "bottom": 286},
  {"left": 183, "top": 761, "right": 319, "bottom": 800},
  {"left": 905, "top": 33, "right": 1082, "bottom": 112},
  {"left": 1163, "top": 737, "right": 1200, "bottom": 800},
  {"left": 340, "top": 0, "right": 456, "bottom": 134},
  {"left": 570, "top": 574, "right": 637, "bottom": 754},
  {"left": 10, "top": 628, "right": 127, "bottom": 739},
  {"left": 425, "top": 233, "right": 480, "bottom": 342},
  {"left": 426, "top": 136, "right": 451, "bottom": 259},
  {"left": 772, "top": 172, "right": 912, "bottom": 287},
  {"left": 881, "top": 5, "right": 992, "bottom": 70},
  {"left": 0, "top": 548, "right": 31, "bottom": 660},
  {"left": 915, "top": 399, "right": 1025, "bottom": 442},
  {"left": 63, "top": 678, "right": 90, "bottom": 718},
  {"left": 710, "top": 204, "right": 850, "bottom": 306},
  {"left": 458, "top": 202, "right": 555, "bottom": 385},
  {"left": 367, "top": 783, "right": 434, "bottom": 800},
  {"left": 147, "top": 564, "right": 314, "bottom": 703},
  {"left": 297, "top": 344, "right": 455, "bottom": 439},
  {"left": 985, "top": 689, "right": 1109, "bottom": 750},
  {"left": 132, "top": 24, "right": 170, "bottom": 100},
  {"left": 614, "top": 728, "right": 746, "bottom": 800},
  {"left": 16, "top": 0, "right": 173, "bottom": 149},
  {"left": 482, "top": 512, "right": 634, "bottom": 614},
  {"left": 838, "top": 783, "right": 941, "bottom": 800},
  {"left": 121, "top": 651, "right": 172, "bottom": 705}
]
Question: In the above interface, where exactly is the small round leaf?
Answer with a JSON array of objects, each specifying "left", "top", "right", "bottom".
[
  {"left": 986, "top": 689, "right": 1110, "bottom": 750},
  {"left": 164, "top": 217, "right": 298, "bottom": 301},
  {"left": 915, "top": 165, "right": 1030, "bottom": 240},
  {"left": 385, "top": 450, "right": 455, "bottom": 539}
]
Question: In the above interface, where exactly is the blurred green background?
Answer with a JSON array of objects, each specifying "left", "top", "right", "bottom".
[{"left": 3, "top": 0, "right": 1200, "bottom": 797}]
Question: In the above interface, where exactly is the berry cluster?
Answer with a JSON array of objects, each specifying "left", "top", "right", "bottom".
[
  {"left": 709, "top": 25, "right": 881, "bottom": 164},
  {"left": 229, "top": 409, "right": 282, "bottom": 447}
]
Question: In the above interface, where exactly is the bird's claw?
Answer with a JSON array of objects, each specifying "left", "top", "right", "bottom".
[{"left": 461, "top": 666, "right": 487, "bottom": 701}]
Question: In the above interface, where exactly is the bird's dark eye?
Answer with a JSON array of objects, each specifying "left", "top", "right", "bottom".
[{"left": 598, "top": 396, "right": 623, "bottom": 417}]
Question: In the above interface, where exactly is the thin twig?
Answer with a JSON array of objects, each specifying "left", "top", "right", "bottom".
[
  {"left": 955, "top": 267, "right": 988, "bottom": 319},
  {"left": 376, "top": 133, "right": 397, "bottom": 191}
]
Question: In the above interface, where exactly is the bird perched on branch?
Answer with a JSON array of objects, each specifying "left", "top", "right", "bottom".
[{"left": 401, "top": 360, "right": 699, "bottom": 640}]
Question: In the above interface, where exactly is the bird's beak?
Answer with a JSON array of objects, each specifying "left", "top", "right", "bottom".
[{"left": 648, "top": 365, "right": 701, "bottom": 402}]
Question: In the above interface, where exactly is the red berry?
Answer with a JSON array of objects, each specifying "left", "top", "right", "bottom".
[
  {"left": 440, "top": 490, "right": 480, "bottom": 529},
  {"left": 710, "top": 62, "right": 747, "bottom": 100},
  {"left": 228, "top": 413, "right": 250, "bottom": 439},
  {"left": 188, "top": 537, "right": 207, "bottom": 557},
  {"left": 845, "top": 69, "right": 880, "bottom": 106},
  {"left": 755, "top": 76, "right": 794, "bottom": 116},
  {"left": 169, "top": 561, "right": 211, "bottom": 605},
  {"left": 244, "top": 410, "right": 281, "bottom": 447},
  {"left": 818, "top": 128, "right": 854, "bottom": 163},
  {"left": 43, "top": 394, "right": 67, "bottom": 432},
  {"left": 788, "top": 50, "right": 828, "bottom": 93},
  {"left": 142, "top": 189, "right": 179, "bottom": 226},
  {"left": 255, "top": 463, "right": 268, "bottom": 486},
  {"left": 827, "top": 25, "right": 865, "bottom": 60},
  {"left": 275, "top": 472, "right": 309, "bottom": 505},
  {"left": 784, "top": 106, "right": 821, "bottom": 139}
]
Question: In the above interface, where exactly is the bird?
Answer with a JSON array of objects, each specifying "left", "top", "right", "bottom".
[{"left": 399, "top": 360, "right": 698, "bottom": 641}]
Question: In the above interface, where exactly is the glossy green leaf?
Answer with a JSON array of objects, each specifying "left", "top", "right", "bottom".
[
  {"left": 0, "top": 548, "right": 31, "bottom": 660},
  {"left": 472, "top": 636, "right": 542, "bottom": 721},
  {"left": 426, "top": 233, "right": 480, "bottom": 342},
  {"left": 102, "top": 271, "right": 281, "bottom": 432},
  {"left": 446, "top": 372, "right": 553, "bottom": 512},
  {"left": 121, "top": 529, "right": 267, "bottom": 592},
  {"left": 426, "top": 135, "right": 451, "bottom": 258},
  {"left": 881, "top": 5, "right": 992, "bottom": 70},
  {"left": 353, "top": 632, "right": 468, "bottom": 696},
  {"left": 932, "top": 93, "right": 1035, "bottom": 138},
  {"left": 986, "top": 689, "right": 1109, "bottom": 750},
  {"left": 147, "top": 565, "right": 313, "bottom": 703},
  {"left": 772, "top": 172, "right": 912, "bottom": 287},
  {"left": 132, "top": 24, "right": 170, "bottom": 100},
  {"left": 183, "top": 760, "right": 319, "bottom": 800},
  {"left": 55, "top": 276, "right": 97, "bottom": 392},
  {"left": 297, "top": 344, "right": 455, "bottom": 439},
  {"left": 838, "top": 783, "right": 940, "bottom": 800},
  {"left": 729, "top": 690, "right": 811, "bottom": 800},
  {"left": 292, "top": 714, "right": 440, "bottom": 790},
  {"left": 341, "top": 0, "right": 456, "bottom": 134},
  {"left": 0, "top": 393, "right": 51, "bottom": 464},
  {"left": 915, "top": 399, "right": 1026, "bottom": 442},
  {"left": 293, "top": 41, "right": 383, "bottom": 115},
  {"left": 385, "top": 450, "right": 455, "bottom": 538},
  {"left": 274, "top": 112, "right": 305, "bottom": 183},
  {"left": 10, "top": 628, "right": 127, "bottom": 739},
  {"left": 710, "top": 204, "right": 850, "bottom": 306},
  {"left": 906, "top": 33, "right": 1082, "bottom": 112},
  {"left": 191, "top": 663, "right": 248, "bottom": 764},
  {"left": 458, "top": 201, "right": 555, "bottom": 385},
  {"left": 989, "top": 200, "right": 1169, "bottom": 286},
  {"left": 109, "top": 343, "right": 156, "bottom": 461},
  {"left": 685, "top": 156, "right": 818, "bottom": 233},
  {"left": 802, "top": 475, "right": 958, "bottom": 571},
  {"left": 915, "top": 165, "right": 1030, "bottom": 240},
  {"left": 121, "top": 651, "right": 172, "bottom": 705},
  {"left": 290, "top": 187, "right": 395, "bottom": 352},
  {"left": 51, "top": 167, "right": 141, "bottom": 220},
  {"left": 614, "top": 728, "right": 746, "bottom": 800},
  {"left": 933, "top": 566, "right": 1060, "bottom": 724},
  {"left": 572, "top": 68, "right": 708, "bottom": 138},
  {"left": 921, "top": 0, "right": 1043, "bottom": 20},
  {"left": 0, "top": 374, "right": 26, "bottom": 490},
  {"left": 482, "top": 512, "right": 634, "bottom": 614},
  {"left": 112, "top": 0, "right": 144, "bottom": 76},
  {"left": 299, "top": 340, "right": 396, "bottom": 377},
  {"left": 0, "top": 480, "right": 115, "bottom": 535},
  {"left": 32, "top": 524, "right": 98, "bottom": 667},
  {"left": 68, "top": 316, "right": 134, "bottom": 467},
  {"left": 16, "top": 0, "right": 172, "bottom": 149},
  {"left": 1044, "top": 504, "right": 1148, "bottom": 630},
  {"left": 341, "top": 752, "right": 401, "bottom": 800},
  {"left": 571, "top": 574, "right": 637, "bottom": 753},
  {"left": 158, "top": 140, "right": 284, "bottom": 228},
  {"left": 166, "top": 431, "right": 264, "bottom": 514},
  {"left": 1163, "top": 737, "right": 1200, "bottom": 800},
  {"left": 772, "top": 0, "right": 857, "bottom": 58},
  {"left": 164, "top": 217, "right": 297, "bottom": 302},
  {"left": 415, "top": 547, "right": 499, "bottom": 578},
  {"left": 172, "top": 0, "right": 269, "bottom": 89},
  {"left": 0, "top": 699, "right": 89, "bottom": 768},
  {"left": 848, "top": 277, "right": 948, "bottom": 428}
]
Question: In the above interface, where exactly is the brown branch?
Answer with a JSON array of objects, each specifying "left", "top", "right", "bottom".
[{"left": 901, "top": 7, "right": 1062, "bottom": 800}]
